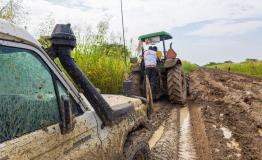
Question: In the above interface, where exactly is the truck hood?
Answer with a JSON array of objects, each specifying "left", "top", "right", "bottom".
[
  {"left": 102, "top": 94, "right": 143, "bottom": 107},
  {"left": 103, "top": 94, "right": 148, "bottom": 116},
  {"left": 80, "top": 93, "right": 147, "bottom": 113}
]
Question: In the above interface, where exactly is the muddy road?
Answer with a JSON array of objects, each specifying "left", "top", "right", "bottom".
[
  {"left": 148, "top": 102, "right": 211, "bottom": 160},
  {"left": 147, "top": 68, "right": 262, "bottom": 160},
  {"left": 189, "top": 68, "right": 262, "bottom": 160}
]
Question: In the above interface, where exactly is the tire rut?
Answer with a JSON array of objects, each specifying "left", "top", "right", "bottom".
[
  {"left": 178, "top": 106, "right": 197, "bottom": 160},
  {"left": 149, "top": 102, "right": 210, "bottom": 160}
]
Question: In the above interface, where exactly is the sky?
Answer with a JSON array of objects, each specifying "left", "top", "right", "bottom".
[{"left": 17, "top": 0, "right": 262, "bottom": 65}]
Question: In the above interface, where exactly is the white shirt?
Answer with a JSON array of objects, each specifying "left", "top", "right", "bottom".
[{"left": 144, "top": 50, "right": 157, "bottom": 67}]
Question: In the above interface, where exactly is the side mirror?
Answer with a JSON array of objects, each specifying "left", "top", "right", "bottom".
[{"left": 60, "top": 95, "right": 75, "bottom": 134}]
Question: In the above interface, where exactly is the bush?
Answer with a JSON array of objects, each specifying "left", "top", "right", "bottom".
[
  {"left": 245, "top": 58, "right": 258, "bottom": 62},
  {"left": 70, "top": 43, "right": 130, "bottom": 94},
  {"left": 224, "top": 60, "right": 233, "bottom": 64},
  {"left": 49, "top": 21, "right": 130, "bottom": 94},
  {"left": 209, "top": 61, "right": 262, "bottom": 78},
  {"left": 182, "top": 61, "right": 198, "bottom": 74}
]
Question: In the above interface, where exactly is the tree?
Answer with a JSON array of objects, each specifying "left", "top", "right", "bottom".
[
  {"left": 204, "top": 62, "right": 217, "bottom": 66},
  {"left": 245, "top": 58, "right": 258, "bottom": 62},
  {"left": 95, "top": 20, "right": 109, "bottom": 44},
  {"left": 224, "top": 60, "right": 233, "bottom": 64},
  {"left": 0, "top": 0, "right": 26, "bottom": 24},
  {"left": 37, "top": 13, "right": 56, "bottom": 48}
]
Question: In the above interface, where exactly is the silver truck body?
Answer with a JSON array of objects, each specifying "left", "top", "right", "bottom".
[{"left": 0, "top": 19, "right": 148, "bottom": 160}]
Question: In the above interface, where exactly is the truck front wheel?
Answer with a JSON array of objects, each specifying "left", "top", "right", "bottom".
[{"left": 123, "top": 131, "right": 150, "bottom": 160}]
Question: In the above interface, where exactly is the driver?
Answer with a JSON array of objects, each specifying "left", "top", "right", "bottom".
[{"left": 144, "top": 46, "right": 158, "bottom": 97}]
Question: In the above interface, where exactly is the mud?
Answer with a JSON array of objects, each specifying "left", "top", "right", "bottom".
[
  {"left": 150, "top": 106, "right": 179, "bottom": 160},
  {"left": 135, "top": 68, "right": 262, "bottom": 160},
  {"left": 148, "top": 122, "right": 165, "bottom": 149},
  {"left": 148, "top": 102, "right": 209, "bottom": 160},
  {"left": 189, "top": 104, "right": 212, "bottom": 160},
  {"left": 190, "top": 68, "right": 262, "bottom": 160},
  {"left": 149, "top": 103, "right": 204, "bottom": 160}
]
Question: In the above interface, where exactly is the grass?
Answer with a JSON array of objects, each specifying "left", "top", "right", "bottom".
[
  {"left": 182, "top": 60, "right": 198, "bottom": 74},
  {"left": 71, "top": 43, "right": 130, "bottom": 94},
  {"left": 57, "top": 50, "right": 197, "bottom": 94},
  {"left": 55, "top": 43, "right": 130, "bottom": 94},
  {"left": 51, "top": 21, "right": 130, "bottom": 94},
  {"left": 208, "top": 61, "right": 262, "bottom": 78}
]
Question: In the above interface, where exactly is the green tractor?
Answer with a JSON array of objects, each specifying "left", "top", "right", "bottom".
[{"left": 127, "top": 31, "right": 188, "bottom": 104}]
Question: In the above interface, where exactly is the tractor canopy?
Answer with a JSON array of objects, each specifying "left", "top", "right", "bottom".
[{"left": 138, "top": 31, "right": 173, "bottom": 42}]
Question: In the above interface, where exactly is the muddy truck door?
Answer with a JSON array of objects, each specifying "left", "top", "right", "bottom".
[{"left": 0, "top": 44, "right": 101, "bottom": 159}]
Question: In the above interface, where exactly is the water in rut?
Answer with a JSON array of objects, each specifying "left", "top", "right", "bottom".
[{"left": 178, "top": 106, "right": 197, "bottom": 160}]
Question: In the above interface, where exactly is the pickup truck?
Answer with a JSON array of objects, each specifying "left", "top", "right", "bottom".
[{"left": 0, "top": 20, "right": 150, "bottom": 160}]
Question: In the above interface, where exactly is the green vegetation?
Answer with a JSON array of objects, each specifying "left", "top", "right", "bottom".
[
  {"left": 54, "top": 21, "right": 130, "bottom": 94},
  {"left": 182, "top": 60, "right": 198, "bottom": 74},
  {"left": 70, "top": 44, "right": 129, "bottom": 94},
  {"left": 208, "top": 61, "right": 262, "bottom": 78}
]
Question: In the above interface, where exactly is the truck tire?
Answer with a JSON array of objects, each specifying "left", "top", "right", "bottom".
[
  {"left": 129, "top": 72, "right": 141, "bottom": 97},
  {"left": 123, "top": 131, "right": 150, "bottom": 160},
  {"left": 167, "top": 65, "right": 187, "bottom": 104}
]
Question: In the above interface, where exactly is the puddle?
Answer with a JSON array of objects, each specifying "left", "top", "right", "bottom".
[
  {"left": 152, "top": 105, "right": 161, "bottom": 112},
  {"left": 220, "top": 127, "right": 232, "bottom": 139},
  {"left": 178, "top": 107, "right": 197, "bottom": 160},
  {"left": 180, "top": 107, "right": 190, "bottom": 125},
  {"left": 148, "top": 122, "right": 165, "bottom": 149},
  {"left": 259, "top": 129, "right": 262, "bottom": 137},
  {"left": 227, "top": 139, "right": 241, "bottom": 151}
]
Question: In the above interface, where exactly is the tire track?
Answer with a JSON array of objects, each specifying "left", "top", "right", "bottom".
[
  {"left": 150, "top": 106, "right": 179, "bottom": 160},
  {"left": 178, "top": 106, "right": 197, "bottom": 160}
]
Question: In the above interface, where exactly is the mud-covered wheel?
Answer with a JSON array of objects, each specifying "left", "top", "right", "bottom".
[
  {"left": 167, "top": 65, "right": 187, "bottom": 104},
  {"left": 129, "top": 72, "right": 141, "bottom": 96},
  {"left": 123, "top": 131, "right": 150, "bottom": 160}
]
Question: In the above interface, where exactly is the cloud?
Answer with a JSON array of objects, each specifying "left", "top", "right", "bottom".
[
  {"left": 188, "top": 20, "right": 262, "bottom": 37},
  {"left": 8, "top": 0, "right": 261, "bottom": 65},
  {"left": 22, "top": 0, "right": 262, "bottom": 39},
  {"left": 23, "top": 0, "right": 109, "bottom": 36},
  {"left": 45, "top": 0, "right": 93, "bottom": 11}
]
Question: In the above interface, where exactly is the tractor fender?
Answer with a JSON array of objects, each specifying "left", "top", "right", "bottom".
[{"left": 164, "top": 58, "right": 182, "bottom": 69}]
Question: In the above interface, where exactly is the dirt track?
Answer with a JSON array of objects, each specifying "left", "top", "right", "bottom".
[
  {"left": 190, "top": 68, "right": 262, "bottom": 160},
  {"left": 148, "top": 68, "right": 262, "bottom": 160}
]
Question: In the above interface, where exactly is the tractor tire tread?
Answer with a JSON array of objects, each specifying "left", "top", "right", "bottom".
[{"left": 167, "top": 65, "right": 187, "bottom": 104}]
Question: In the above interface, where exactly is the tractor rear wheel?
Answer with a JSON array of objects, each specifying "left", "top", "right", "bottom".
[
  {"left": 129, "top": 72, "right": 142, "bottom": 97},
  {"left": 167, "top": 65, "right": 187, "bottom": 104}
]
